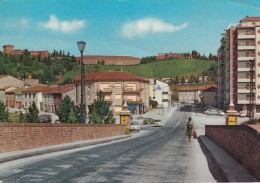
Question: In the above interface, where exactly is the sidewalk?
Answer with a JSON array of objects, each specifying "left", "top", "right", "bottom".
[
  {"left": 199, "top": 136, "right": 259, "bottom": 182},
  {"left": 0, "top": 135, "right": 130, "bottom": 164}
]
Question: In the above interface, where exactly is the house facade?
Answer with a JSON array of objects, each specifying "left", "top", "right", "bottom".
[
  {"left": 23, "top": 86, "right": 52, "bottom": 109},
  {"left": 42, "top": 84, "right": 74, "bottom": 113},
  {"left": 149, "top": 79, "right": 171, "bottom": 108},
  {"left": 74, "top": 71, "right": 150, "bottom": 115},
  {"left": 200, "top": 86, "right": 217, "bottom": 107}
]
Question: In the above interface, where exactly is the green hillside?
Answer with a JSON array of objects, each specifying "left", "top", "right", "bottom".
[{"left": 62, "top": 59, "right": 216, "bottom": 84}]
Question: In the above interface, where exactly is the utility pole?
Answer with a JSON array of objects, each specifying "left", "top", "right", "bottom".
[{"left": 249, "top": 59, "right": 255, "bottom": 124}]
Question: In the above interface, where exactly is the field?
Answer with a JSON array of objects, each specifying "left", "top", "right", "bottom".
[{"left": 61, "top": 59, "right": 215, "bottom": 83}]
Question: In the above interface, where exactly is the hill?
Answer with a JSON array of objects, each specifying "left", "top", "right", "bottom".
[{"left": 61, "top": 59, "right": 216, "bottom": 84}]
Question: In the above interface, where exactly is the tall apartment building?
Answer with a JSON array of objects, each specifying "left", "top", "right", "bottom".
[{"left": 218, "top": 16, "right": 260, "bottom": 114}]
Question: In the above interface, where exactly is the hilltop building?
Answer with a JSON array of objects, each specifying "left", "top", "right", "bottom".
[
  {"left": 3, "top": 45, "right": 49, "bottom": 59},
  {"left": 74, "top": 71, "right": 149, "bottom": 115},
  {"left": 156, "top": 53, "right": 182, "bottom": 60},
  {"left": 217, "top": 16, "right": 260, "bottom": 114},
  {"left": 77, "top": 55, "right": 141, "bottom": 65}
]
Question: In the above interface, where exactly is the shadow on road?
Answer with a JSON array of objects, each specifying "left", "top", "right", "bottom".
[{"left": 198, "top": 136, "right": 226, "bottom": 182}]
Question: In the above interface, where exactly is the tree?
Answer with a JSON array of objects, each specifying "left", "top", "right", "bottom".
[
  {"left": 26, "top": 102, "right": 39, "bottom": 123},
  {"left": 174, "top": 75, "right": 179, "bottom": 85},
  {"left": 56, "top": 96, "right": 79, "bottom": 123},
  {"left": 0, "top": 101, "right": 8, "bottom": 122},
  {"left": 89, "top": 91, "right": 115, "bottom": 124},
  {"left": 19, "top": 111, "right": 26, "bottom": 123},
  {"left": 182, "top": 76, "right": 185, "bottom": 84}
]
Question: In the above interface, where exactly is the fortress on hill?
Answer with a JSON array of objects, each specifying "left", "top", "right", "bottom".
[
  {"left": 3, "top": 45, "right": 49, "bottom": 59},
  {"left": 76, "top": 55, "right": 141, "bottom": 65}
]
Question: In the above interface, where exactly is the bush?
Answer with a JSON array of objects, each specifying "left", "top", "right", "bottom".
[
  {"left": 143, "top": 118, "right": 155, "bottom": 124},
  {"left": 149, "top": 100, "right": 158, "bottom": 108}
]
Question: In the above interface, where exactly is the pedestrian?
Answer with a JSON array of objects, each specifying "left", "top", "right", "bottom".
[{"left": 185, "top": 117, "right": 194, "bottom": 142}]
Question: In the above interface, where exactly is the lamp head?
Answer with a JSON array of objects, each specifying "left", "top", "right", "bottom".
[{"left": 77, "top": 41, "right": 86, "bottom": 52}]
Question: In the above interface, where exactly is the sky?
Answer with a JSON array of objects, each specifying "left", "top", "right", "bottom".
[{"left": 0, "top": 0, "right": 260, "bottom": 58}]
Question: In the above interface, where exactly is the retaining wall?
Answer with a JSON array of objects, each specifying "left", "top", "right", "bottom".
[
  {"left": 205, "top": 125, "right": 260, "bottom": 180},
  {"left": 0, "top": 123, "right": 126, "bottom": 153}
]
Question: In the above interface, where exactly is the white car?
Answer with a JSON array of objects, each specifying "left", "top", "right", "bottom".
[
  {"left": 129, "top": 122, "right": 140, "bottom": 132},
  {"left": 218, "top": 110, "right": 225, "bottom": 116},
  {"left": 239, "top": 111, "right": 246, "bottom": 117},
  {"left": 154, "top": 119, "right": 163, "bottom": 127}
]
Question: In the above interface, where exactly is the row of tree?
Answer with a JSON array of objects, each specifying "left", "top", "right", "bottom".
[
  {"left": 0, "top": 101, "right": 39, "bottom": 123},
  {"left": 182, "top": 51, "right": 217, "bottom": 61}
]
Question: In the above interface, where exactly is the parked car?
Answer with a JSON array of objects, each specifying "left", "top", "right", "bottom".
[
  {"left": 204, "top": 109, "right": 211, "bottom": 114},
  {"left": 154, "top": 119, "right": 163, "bottom": 127},
  {"left": 218, "top": 110, "right": 225, "bottom": 116},
  {"left": 208, "top": 109, "right": 218, "bottom": 115},
  {"left": 239, "top": 111, "right": 246, "bottom": 117},
  {"left": 129, "top": 122, "right": 140, "bottom": 132}
]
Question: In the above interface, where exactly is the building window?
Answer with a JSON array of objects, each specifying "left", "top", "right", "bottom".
[
  {"left": 115, "top": 83, "right": 122, "bottom": 88},
  {"left": 246, "top": 84, "right": 250, "bottom": 90},
  {"left": 246, "top": 63, "right": 250, "bottom": 68},
  {"left": 25, "top": 93, "right": 27, "bottom": 98},
  {"left": 115, "top": 106, "right": 122, "bottom": 112},
  {"left": 246, "top": 74, "right": 250, "bottom": 79},
  {"left": 115, "top": 94, "right": 122, "bottom": 100},
  {"left": 29, "top": 93, "right": 31, "bottom": 98},
  {"left": 246, "top": 95, "right": 250, "bottom": 101},
  {"left": 33, "top": 93, "right": 35, "bottom": 99}
]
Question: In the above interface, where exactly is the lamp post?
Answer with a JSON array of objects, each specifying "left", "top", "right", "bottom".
[{"left": 77, "top": 41, "right": 86, "bottom": 123}]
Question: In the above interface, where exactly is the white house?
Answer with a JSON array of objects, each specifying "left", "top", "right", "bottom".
[{"left": 149, "top": 78, "right": 171, "bottom": 108}]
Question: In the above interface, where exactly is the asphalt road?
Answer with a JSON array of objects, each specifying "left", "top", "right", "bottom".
[{"left": 0, "top": 105, "right": 217, "bottom": 183}]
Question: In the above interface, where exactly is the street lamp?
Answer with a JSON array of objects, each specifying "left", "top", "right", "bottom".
[{"left": 77, "top": 41, "right": 86, "bottom": 123}]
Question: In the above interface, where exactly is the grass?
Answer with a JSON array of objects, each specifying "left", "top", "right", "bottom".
[{"left": 61, "top": 58, "right": 215, "bottom": 84}]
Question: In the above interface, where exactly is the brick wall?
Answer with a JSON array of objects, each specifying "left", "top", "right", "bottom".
[
  {"left": 205, "top": 125, "right": 260, "bottom": 180},
  {"left": 0, "top": 123, "right": 126, "bottom": 153}
]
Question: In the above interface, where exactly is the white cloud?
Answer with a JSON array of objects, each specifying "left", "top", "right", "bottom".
[
  {"left": 38, "top": 15, "right": 85, "bottom": 33},
  {"left": 122, "top": 17, "right": 188, "bottom": 39}
]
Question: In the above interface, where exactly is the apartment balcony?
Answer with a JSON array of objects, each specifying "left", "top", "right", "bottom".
[
  {"left": 237, "top": 78, "right": 255, "bottom": 82},
  {"left": 237, "top": 33, "right": 255, "bottom": 40},
  {"left": 237, "top": 46, "right": 255, "bottom": 50},
  {"left": 237, "top": 56, "right": 255, "bottom": 61},
  {"left": 123, "top": 88, "right": 141, "bottom": 95},
  {"left": 237, "top": 100, "right": 250, "bottom": 104},
  {"left": 237, "top": 68, "right": 250, "bottom": 72},
  {"left": 104, "top": 98, "right": 113, "bottom": 104},
  {"left": 125, "top": 99, "right": 142, "bottom": 104},
  {"left": 237, "top": 89, "right": 252, "bottom": 93},
  {"left": 101, "top": 88, "right": 113, "bottom": 94}
]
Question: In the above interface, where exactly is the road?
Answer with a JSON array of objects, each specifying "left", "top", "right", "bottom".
[{"left": 0, "top": 105, "right": 219, "bottom": 182}]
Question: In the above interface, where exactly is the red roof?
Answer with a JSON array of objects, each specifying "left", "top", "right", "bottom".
[
  {"left": 179, "top": 87, "right": 197, "bottom": 91},
  {"left": 240, "top": 16, "right": 260, "bottom": 22},
  {"left": 46, "top": 84, "right": 74, "bottom": 94},
  {"left": 24, "top": 86, "right": 52, "bottom": 92},
  {"left": 0, "top": 86, "right": 11, "bottom": 90},
  {"left": 0, "top": 75, "right": 8, "bottom": 79},
  {"left": 179, "top": 85, "right": 217, "bottom": 91},
  {"left": 74, "top": 71, "right": 149, "bottom": 83},
  {"left": 5, "top": 88, "right": 24, "bottom": 93}
]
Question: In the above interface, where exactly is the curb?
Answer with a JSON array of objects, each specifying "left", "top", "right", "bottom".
[
  {"left": 199, "top": 136, "right": 259, "bottom": 182},
  {"left": 0, "top": 135, "right": 130, "bottom": 164}
]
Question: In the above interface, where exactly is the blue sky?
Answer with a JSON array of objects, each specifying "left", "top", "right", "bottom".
[{"left": 0, "top": 0, "right": 260, "bottom": 58}]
